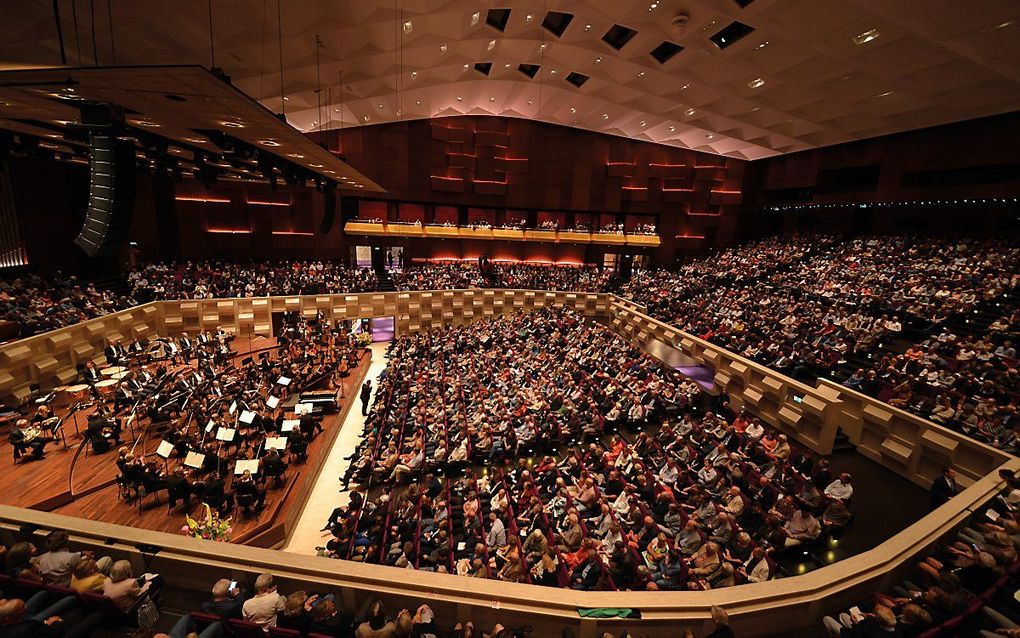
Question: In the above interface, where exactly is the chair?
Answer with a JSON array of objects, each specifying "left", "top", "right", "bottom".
[
  {"left": 80, "top": 591, "right": 139, "bottom": 626},
  {"left": 190, "top": 611, "right": 225, "bottom": 632},
  {"left": 269, "top": 627, "right": 302, "bottom": 638},
  {"left": 228, "top": 618, "right": 269, "bottom": 638}
]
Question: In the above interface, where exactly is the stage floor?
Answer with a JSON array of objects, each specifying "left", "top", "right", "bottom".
[{"left": 0, "top": 339, "right": 370, "bottom": 547}]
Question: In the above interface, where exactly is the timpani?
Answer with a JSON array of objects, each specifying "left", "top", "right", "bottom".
[
  {"left": 95, "top": 379, "right": 118, "bottom": 397},
  {"left": 66, "top": 384, "right": 90, "bottom": 403},
  {"left": 100, "top": 366, "right": 127, "bottom": 378}
]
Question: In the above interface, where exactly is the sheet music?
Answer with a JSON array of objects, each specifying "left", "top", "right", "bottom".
[
  {"left": 234, "top": 459, "right": 260, "bottom": 475},
  {"left": 229, "top": 401, "right": 238, "bottom": 415},
  {"left": 266, "top": 395, "right": 280, "bottom": 409},
  {"left": 265, "top": 436, "right": 288, "bottom": 450},
  {"left": 184, "top": 451, "right": 206, "bottom": 469},
  {"left": 239, "top": 410, "right": 256, "bottom": 424},
  {"left": 155, "top": 440, "right": 174, "bottom": 458},
  {"left": 281, "top": 419, "right": 300, "bottom": 433},
  {"left": 295, "top": 403, "right": 313, "bottom": 416},
  {"left": 205, "top": 419, "right": 216, "bottom": 433},
  {"left": 277, "top": 376, "right": 291, "bottom": 386},
  {"left": 216, "top": 427, "right": 236, "bottom": 442}
]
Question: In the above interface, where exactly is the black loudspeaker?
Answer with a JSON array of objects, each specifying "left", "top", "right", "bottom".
[
  {"left": 320, "top": 187, "right": 336, "bottom": 234},
  {"left": 74, "top": 134, "right": 136, "bottom": 257}
]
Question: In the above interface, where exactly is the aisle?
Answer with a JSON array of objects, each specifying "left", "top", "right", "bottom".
[{"left": 282, "top": 340, "right": 391, "bottom": 553}]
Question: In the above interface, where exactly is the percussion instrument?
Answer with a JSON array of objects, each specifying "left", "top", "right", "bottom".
[
  {"left": 53, "top": 385, "right": 70, "bottom": 406},
  {"left": 66, "top": 384, "right": 90, "bottom": 402},
  {"left": 101, "top": 366, "right": 127, "bottom": 378},
  {"left": 111, "top": 371, "right": 131, "bottom": 381},
  {"left": 20, "top": 425, "right": 42, "bottom": 442},
  {"left": 95, "top": 379, "right": 118, "bottom": 396}
]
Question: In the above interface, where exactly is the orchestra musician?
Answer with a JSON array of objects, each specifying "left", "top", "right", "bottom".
[
  {"left": 82, "top": 360, "right": 102, "bottom": 384},
  {"left": 10, "top": 418, "right": 53, "bottom": 462},
  {"left": 104, "top": 340, "right": 128, "bottom": 365}
]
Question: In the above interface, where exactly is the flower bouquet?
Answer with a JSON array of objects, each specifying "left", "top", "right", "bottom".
[{"left": 182, "top": 503, "right": 233, "bottom": 542}]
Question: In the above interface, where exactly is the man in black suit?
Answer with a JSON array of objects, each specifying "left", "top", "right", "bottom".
[
  {"left": 104, "top": 341, "right": 126, "bottom": 365},
  {"left": 360, "top": 379, "right": 372, "bottom": 416},
  {"left": 165, "top": 466, "right": 194, "bottom": 510},
  {"left": 930, "top": 467, "right": 957, "bottom": 510}
]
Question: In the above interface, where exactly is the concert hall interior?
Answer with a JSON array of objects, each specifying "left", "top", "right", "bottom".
[{"left": 0, "top": 2, "right": 1018, "bottom": 637}]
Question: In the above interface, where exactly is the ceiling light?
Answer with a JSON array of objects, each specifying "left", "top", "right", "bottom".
[
  {"left": 378, "top": 103, "right": 384, "bottom": 108},
  {"left": 222, "top": 121, "right": 244, "bottom": 128},
  {"left": 680, "top": 83, "right": 690, "bottom": 90},
  {"left": 471, "top": 11, "right": 480, "bottom": 25},
  {"left": 649, "top": 2, "right": 659, "bottom": 10},
  {"left": 852, "top": 28, "right": 880, "bottom": 45},
  {"left": 324, "top": 170, "right": 335, "bottom": 175},
  {"left": 136, "top": 120, "right": 160, "bottom": 127},
  {"left": 259, "top": 139, "right": 281, "bottom": 146},
  {"left": 550, "top": 69, "right": 556, "bottom": 74},
  {"left": 410, "top": 71, "right": 417, "bottom": 79},
  {"left": 748, "top": 77, "right": 765, "bottom": 88},
  {"left": 489, "top": 96, "right": 495, "bottom": 102},
  {"left": 584, "top": 24, "right": 592, "bottom": 31},
  {"left": 283, "top": 96, "right": 290, "bottom": 101},
  {"left": 994, "top": 20, "right": 1014, "bottom": 29},
  {"left": 403, "top": 20, "right": 413, "bottom": 33},
  {"left": 602, "top": 113, "right": 609, "bottom": 119},
  {"left": 488, "top": 39, "right": 496, "bottom": 51},
  {"left": 685, "top": 108, "right": 695, "bottom": 116},
  {"left": 184, "top": 137, "right": 205, "bottom": 143},
  {"left": 640, "top": 121, "right": 646, "bottom": 126},
  {"left": 440, "top": 44, "right": 448, "bottom": 53},
  {"left": 875, "top": 90, "right": 895, "bottom": 97},
  {"left": 706, "top": 134, "right": 714, "bottom": 139},
  {"left": 286, "top": 153, "right": 304, "bottom": 158},
  {"left": 505, "top": 63, "right": 511, "bottom": 68},
  {"left": 363, "top": 115, "right": 370, "bottom": 121},
  {"left": 595, "top": 57, "right": 602, "bottom": 63},
  {"left": 539, "top": 43, "right": 547, "bottom": 51},
  {"left": 755, "top": 41, "right": 770, "bottom": 50},
  {"left": 527, "top": 99, "right": 532, "bottom": 104},
  {"left": 416, "top": 99, "right": 422, "bottom": 105},
  {"left": 526, "top": 14, "right": 533, "bottom": 22},
  {"left": 463, "top": 63, "right": 470, "bottom": 70},
  {"left": 570, "top": 107, "right": 576, "bottom": 113},
  {"left": 309, "top": 163, "right": 323, "bottom": 168},
  {"left": 457, "top": 96, "right": 463, "bottom": 101},
  {"left": 638, "top": 71, "right": 645, "bottom": 77}
]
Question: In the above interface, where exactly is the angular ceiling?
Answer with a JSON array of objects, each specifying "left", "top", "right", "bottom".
[{"left": 1, "top": 0, "right": 1018, "bottom": 160}]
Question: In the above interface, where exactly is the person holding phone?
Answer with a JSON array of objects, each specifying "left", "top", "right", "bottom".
[{"left": 200, "top": 579, "right": 247, "bottom": 620}]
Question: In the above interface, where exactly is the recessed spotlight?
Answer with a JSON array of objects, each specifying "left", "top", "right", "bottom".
[
  {"left": 638, "top": 71, "right": 645, "bottom": 77},
  {"left": 602, "top": 113, "right": 609, "bottom": 119},
  {"left": 363, "top": 115, "right": 370, "bottom": 121},
  {"left": 680, "top": 83, "right": 690, "bottom": 90},
  {"left": 526, "top": 14, "right": 533, "bottom": 22},
  {"left": 570, "top": 107, "right": 576, "bottom": 113},
  {"left": 994, "top": 20, "right": 1014, "bottom": 29},
  {"left": 222, "top": 121, "right": 244, "bottom": 128},
  {"left": 584, "top": 24, "right": 592, "bottom": 31},
  {"left": 640, "top": 121, "right": 646, "bottom": 126},
  {"left": 649, "top": 2, "right": 659, "bottom": 10},
  {"left": 527, "top": 99, "right": 532, "bottom": 105},
  {"left": 286, "top": 153, "right": 304, "bottom": 159},
  {"left": 309, "top": 163, "right": 324, "bottom": 168},
  {"left": 185, "top": 137, "right": 205, "bottom": 143},
  {"left": 283, "top": 96, "right": 290, "bottom": 101},
  {"left": 410, "top": 71, "right": 417, "bottom": 79},
  {"left": 403, "top": 20, "right": 413, "bottom": 33},
  {"left": 668, "top": 126, "right": 675, "bottom": 132},
  {"left": 505, "top": 63, "right": 511, "bottom": 68},
  {"left": 685, "top": 108, "right": 695, "bottom": 116},
  {"left": 457, "top": 96, "right": 463, "bottom": 101},
  {"left": 471, "top": 11, "right": 480, "bottom": 25},
  {"left": 706, "top": 134, "right": 714, "bottom": 139},
  {"left": 136, "top": 120, "right": 160, "bottom": 127},
  {"left": 852, "top": 28, "right": 880, "bottom": 45},
  {"left": 378, "top": 103, "right": 385, "bottom": 109},
  {"left": 259, "top": 139, "right": 281, "bottom": 146},
  {"left": 440, "top": 44, "right": 448, "bottom": 53},
  {"left": 595, "top": 57, "right": 602, "bottom": 63},
  {"left": 550, "top": 69, "right": 556, "bottom": 75},
  {"left": 875, "top": 90, "right": 895, "bottom": 98},
  {"left": 463, "top": 63, "right": 470, "bottom": 70},
  {"left": 416, "top": 99, "right": 422, "bottom": 105},
  {"left": 748, "top": 77, "right": 765, "bottom": 88},
  {"left": 755, "top": 41, "right": 770, "bottom": 50},
  {"left": 539, "top": 43, "right": 547, "bottom": 51},
  {"left": 488, "top": 39, "right": 496, "bottom": 51}
]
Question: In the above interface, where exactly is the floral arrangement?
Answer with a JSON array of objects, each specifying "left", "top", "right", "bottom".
[
  {"left": 353, "top": 331, "right": 373, "bottom": 348},
  {"left": 182, "top": 504, "right": 232, "bottom": 542}
]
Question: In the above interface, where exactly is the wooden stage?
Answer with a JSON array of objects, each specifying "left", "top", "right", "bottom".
[{"left": 0, "top": 339, "right": 371, "bottom": 548}]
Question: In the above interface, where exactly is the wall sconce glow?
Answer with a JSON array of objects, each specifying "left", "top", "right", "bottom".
[{"left": 852, "top": 28, "right": 880, "bottom": 45}]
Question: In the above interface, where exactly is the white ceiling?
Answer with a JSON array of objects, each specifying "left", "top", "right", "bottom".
[{"left": 1, "top": 0, "right": 1018, "bottom": 160}]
